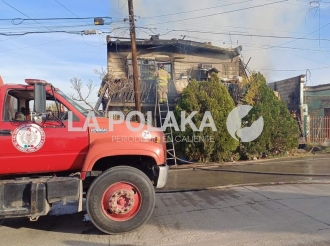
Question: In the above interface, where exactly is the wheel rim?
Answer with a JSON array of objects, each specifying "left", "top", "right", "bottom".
[{"left": 101, "top": 182, "right": 142, "bottom": 221}]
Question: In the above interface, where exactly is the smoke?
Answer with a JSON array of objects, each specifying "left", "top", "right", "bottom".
[{"left": 111, "top": 0, "right": 310, "bottom": 81}]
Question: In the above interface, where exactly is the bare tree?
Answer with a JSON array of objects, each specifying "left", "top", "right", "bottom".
[
  {"left": 69, "top": 67, "right": 134, "bottom": 118},
  {"left": 68, "top": 77, "right": 100, "bottom": 115},
  {"left": 94, "top": 67, "right": 133, "bottom": 118}
]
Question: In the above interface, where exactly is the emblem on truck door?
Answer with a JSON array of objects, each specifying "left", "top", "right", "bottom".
[{"left": 12, "top": 124, "right": 46, "bottom": 153}]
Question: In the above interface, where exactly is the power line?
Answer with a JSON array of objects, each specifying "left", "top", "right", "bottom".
[
  {"left": 46, "top": 32, "right": 329, "bottom": 72},
  {"left": 0, "top": 30, "right": 83, "bottom": 36},
  {"left": 262, "top": 20, "right": 330, "bottom": 50},
  {"left": 0, "top": 0, "right": 52, "bottom": 31},
  {"left": 167, "top": 43, "right": 330, "bottom": 72},
  {"left": 0, "top": 35, "right": 78, "bottom": 53},
  {"left": 0, "top": 35, "right": 22, "bottom": 43},
  {"left": 0, "top": 16, "right": 114, "bottom": 25},
  {"left": 178, "top": 34, "right": 330, "bottom": 53},
  {"left": 136, "top": 27, "right": 330, "bottom": 41},
  {"left": 249, "top": 66, "right": 330, "bottom": 71},
  {"left": 140, "top": 0, "right": 329, "bottom": 20},
  {"left": 96, "top": 0, "right": 126, "bottom": 17},
  {"left": 145, "top": 0, "right": 289, "bottom": 26},
  {"left": 0, "top": 23, "right": 106, "bottom": 32},
  {"left": 173, "top": 31, "right": 330, "bottom": 68},
  {"left": 139, "top": 0, "right": 253, "bottom": 19},
  {"left": 134, "top": 19, "right": 325, "bottom": 40},
  {"left": 54, "top": 0, "right": 89, "bottom": 25},
  {"left": 277, "top": 49, "right": 330, "bottom": 66}
]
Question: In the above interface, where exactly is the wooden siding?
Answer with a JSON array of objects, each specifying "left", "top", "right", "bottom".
[
  {"left": 106, "top": 49, "right": 244, "bottom": 109},
  {"left": 107, "top": 51, "right": 241, "bottom": 81}
]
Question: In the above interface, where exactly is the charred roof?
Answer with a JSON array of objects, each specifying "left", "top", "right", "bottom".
[{"left": 107, "top": 36, "right": 242, "bottom": 58}]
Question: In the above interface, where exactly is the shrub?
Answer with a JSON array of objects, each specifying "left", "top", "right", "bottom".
[
  {"left": 239, "top": 72, "right": 300, "bottom": 159},
  {"left": 172, "top": 74, "right": 239, "bottom": 162}
]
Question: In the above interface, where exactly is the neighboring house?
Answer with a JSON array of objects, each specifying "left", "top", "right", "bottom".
[
  {"left": 305, "top": 83, "right": 330, "bottom": 144},
  {"left": 268, "top": 75, "right": 330, "bottom": 144},
  {"left": 305, "top": 83, "right": 330, "bottom": 117},
  {"left": 105, "top": 35, "right": 247, "bottom": 114},
  {"left": 267, "top": 75, "right": 306, "bottom": 118}
]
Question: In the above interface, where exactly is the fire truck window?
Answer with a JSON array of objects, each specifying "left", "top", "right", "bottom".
[
  {"left": 3, "top": 94, "right": 18, "bottom": 121},
  {"left": 3, "top": 90, "right": 77, "bottom": 122},
  {"left": 29, "top": 100, "right": 69, "bottom": 120},
  {"left": 3, "top": 89, "right": 36, "bottom": 121}
]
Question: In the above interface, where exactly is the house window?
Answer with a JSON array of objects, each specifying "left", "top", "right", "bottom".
[{"left": 126, "top": 59, "right": 172, "bottom": 80}]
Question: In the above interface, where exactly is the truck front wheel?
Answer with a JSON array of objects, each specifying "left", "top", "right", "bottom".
[{"left": 86, "top": 166, "right": 156, "bottom": 234}]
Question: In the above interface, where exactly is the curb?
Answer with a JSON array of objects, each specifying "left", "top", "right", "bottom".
[
  {"left": 156, "top": 180, "right": 330, "bottom": 193},
  {"left": 168, "top": 154, "right": 330, "bottom": 170}
]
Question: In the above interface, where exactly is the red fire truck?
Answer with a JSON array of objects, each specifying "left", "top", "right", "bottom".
[{"left": 0, "top": 76, "right": 168, "bottom": 234}]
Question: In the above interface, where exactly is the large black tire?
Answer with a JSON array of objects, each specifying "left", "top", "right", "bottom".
[{"left": 86, "top": 166, "right": 156, "bottom": 234}]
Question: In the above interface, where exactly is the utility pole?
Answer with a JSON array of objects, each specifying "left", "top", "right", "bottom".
[{"left": 128, "top": 0, "right": 141, "bottom": 121}]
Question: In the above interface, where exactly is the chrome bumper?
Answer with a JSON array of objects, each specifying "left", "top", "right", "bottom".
[{"left": 154, "top": 164, "right": 169, "bottom": 189}]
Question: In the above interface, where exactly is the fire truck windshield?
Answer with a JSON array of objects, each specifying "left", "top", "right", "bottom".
[{"left": 56, "top": 89, "right": 91, "bottom": 116}]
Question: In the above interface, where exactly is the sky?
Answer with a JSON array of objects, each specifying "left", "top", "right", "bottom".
[{"left": 0, "top": 0, "right": 330, "bottom": 106}]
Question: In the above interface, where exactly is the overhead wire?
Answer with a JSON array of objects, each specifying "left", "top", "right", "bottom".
[
  {"left": 165, "top": 42, "right": 330, "bottom": 72},
  {"left": 0, "top": 30, "right": 83, "bottom": 36},
  {"left": 106, "top": 24, "right": 330, "bottom": 70},
  {"left": 81, "top": 34, "right": 105, "bottom": 47},
  {"left": 145, "top": 0, "right": 289, "bottom": 26},
  {"left": 139, "top": 0, "right": 253, "bottom": 19},
  {"left": 1, "top": 1, "right": 329, "bottom": 72},
  {"left": 176, "top": 34, "right": 330, "bottom": 53},
  {"left": 0, "top": 0, "right": 53, "bottom": 31},
  {"left": 261, "top": 20, "right": 330, "bottom": 50},
  {"left": 54, "top": 0, "right": 90, "bottom": 25},
  {"left": 0, "top": 35, "right": 78, "bottom": 53},
  {"left": 135, "top": 27, "right": 330, "bottom": 42},
  {"left": 0, "top": 35, "right": 23, "bottom": 43},
  {"left": 0, "top": 16, "right": 114, "bottom": 25},
  {"left": 96, "top": 0, "right": 126, "bottom": 17}
]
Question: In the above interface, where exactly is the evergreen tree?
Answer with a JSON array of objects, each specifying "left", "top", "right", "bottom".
[
  {"left": 172, "top": 74, "right": 239, "bottom": 162},
  {"left": 240, "top": 72, "right": 300, "bottom": 159}
]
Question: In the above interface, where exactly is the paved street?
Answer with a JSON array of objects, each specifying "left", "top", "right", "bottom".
[
  {"left": 1, "top": 184, "right": 330, "bottom": 246},
  {"left": 1, "top": 155, "right": 330, "bottom": 246},
  {"left": 164, "top": 155, "right": 330, "bottom": 190}
]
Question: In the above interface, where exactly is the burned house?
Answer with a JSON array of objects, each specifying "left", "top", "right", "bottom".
[{"left": 105, "top": 35, "right": 247, "bottom": 114}]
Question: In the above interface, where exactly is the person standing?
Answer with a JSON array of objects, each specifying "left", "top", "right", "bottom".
[{"left": 154, "top": 63, "right": 171, "bottom": 104}]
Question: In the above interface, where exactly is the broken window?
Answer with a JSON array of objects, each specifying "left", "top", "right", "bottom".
[{"left": 126, "top": 59, "right": 172, "bottom": 80}]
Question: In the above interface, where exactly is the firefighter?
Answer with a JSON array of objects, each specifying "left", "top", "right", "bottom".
[{"left": 154, "top": 63, "right": 171, "bottom": 104}]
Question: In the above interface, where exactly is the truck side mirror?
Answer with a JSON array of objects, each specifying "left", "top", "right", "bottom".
[{"left": 34, "top": 83, "right": 46, "bottom": 114}]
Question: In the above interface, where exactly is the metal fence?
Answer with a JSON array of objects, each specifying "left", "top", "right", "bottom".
[{"left": 309, "top": 116, "right": 330, "bottom": 144}]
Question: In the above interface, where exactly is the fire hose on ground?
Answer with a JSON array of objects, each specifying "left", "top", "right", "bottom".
[
  {"left": 166, "top": 151, "right": 330, "bottom": 177},
  {"left": 155, "top": 151, "right": 330, "bottom": 194}
]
